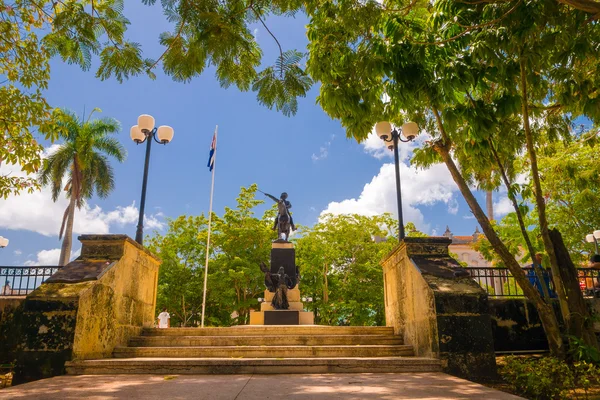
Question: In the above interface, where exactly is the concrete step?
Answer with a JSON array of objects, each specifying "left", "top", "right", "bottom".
[
  {"left": 66, "top": 357, "right": 442, "bottom": 375},
  {"left": 128, "top": 334, "right": 404, "bottom": 347},
  {"left": 142, "top": 326, "right": 395, "bottom": 337},
  {"left": 113, "top": 345, "right": 414, "bottom": 358}
]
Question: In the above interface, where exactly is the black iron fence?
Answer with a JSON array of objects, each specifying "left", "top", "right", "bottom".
[
  {"left": 0, "top": 266, "right": 61, "bottom": 296},
  {"left": 468, "top": 267, "right": 600, "bottom": 298}
]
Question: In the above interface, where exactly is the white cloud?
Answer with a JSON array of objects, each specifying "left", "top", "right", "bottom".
[
  {"left": 24, "top": 248, "right": 60, "bottom": 266},
  {"left": 320, "top": 162, "right": 459, "bottom": 233},
  {"left": 0, "top": 146, "right": 165, "bottom": 237},
  {"left": 311, "top": 147, "right": 328, "bottom": 162},
  {"left": 24, "top": 247, "right": 81, "bottom": 266},
  {"left": 311, "top": 134, "right": 335, "bottom": 162},
  {"left": 13, "top": 249, "right": 22, "bottom": 256},
  {"left": 463, "top": 214, "right": 476, "bottom": 220},
  {"left": 447, "top": 198, "right": 459, "bottom": 215},
  {"left": 493, "top": 196, "right": 514, "bottom": 218},
  {"left": 252, "top": 28, "right": 259, "bottom": 39}
]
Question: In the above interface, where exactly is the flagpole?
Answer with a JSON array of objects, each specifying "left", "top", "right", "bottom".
[{"left": 201, "top": 125, "right": 217, "bottom": 328}]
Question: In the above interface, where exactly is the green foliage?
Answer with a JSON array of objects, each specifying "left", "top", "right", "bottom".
[
  {"left": 503, "top": 278, "right": 524, "bottom": 298},
  {"left": 539, "top": 137, "right": 600, "bottom": 265},
  {"left": 568, "top": 335, "right": 600, "bottom": 365},
  {"left": 500, "top": 356, "right": 600, "bottom": 399},
  {"left": 405, "top": 222, "right": 428, "bottom": 238},
  {"left": 1, "top": 0, "right": 142, "bottom": 197},
  {"left": 474, "top": 211, "right": 543, "bottom": 267},
  {"left": 38, "top": 108, "right": 126, "bottom": 205},
  {"left": 295, "top": 213, "right": 397, "bottom": 326},
  {"left": 475, "top": 135, "right": 600, "bottom": 267},
  {"left": 37, "top": 108, "right": 126, "bottom": 265},
  {"left": 148, "top": 187, "right": 404, "bottom": 327},
  {"left": 148, "top": 184, "right": 273, "bottom": 327},
  {"left": 147, "top": 215, "right": 209, "bottom": 327}
]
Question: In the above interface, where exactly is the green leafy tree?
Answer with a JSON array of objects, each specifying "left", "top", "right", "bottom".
[
  {"left": 7, "top": 0, "right": 600, "bottom": 198},
  {"left": 210, "top": 185, "right": 274, "bottom": 325},
  {"left": 2, "top": 0, "right": 314, "bottom": 197},
  {"left": 147, "top": 215, "right": 208, "bottom": 326},
  {"left": 300, "top": 0, "right": 600, "bottom": 356},
  {"left": 38, "top": 109, "right": 126, "bottom": 266},
  {"left": 405, "top": 222, "right": 428, "bottom": 238},
  {"left": 540, "top": 135, "right": 600, "bottom": 265},
  {"left": 148, "top": 185, "right": 274, "bottom": 327},
  {"left": 296, "top": 213, "right": 397, "bottom": 326},
  {"left": 1, "top": 0, "right": 144, "bottom": 197}
]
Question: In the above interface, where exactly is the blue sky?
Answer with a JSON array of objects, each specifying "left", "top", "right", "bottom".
[{"left": 0, "top": 3, "right": 496, "bottom": 266}]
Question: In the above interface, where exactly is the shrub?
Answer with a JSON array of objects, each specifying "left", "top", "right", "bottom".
[
  {"left": 572, "top": 361, "right": 600, "bottom": 396},
  {"left": 500, "top": 356, "right": 600, "bottom": 400},
  {"left": 500, "top": 356, "right": 573, "bottom": 399}
]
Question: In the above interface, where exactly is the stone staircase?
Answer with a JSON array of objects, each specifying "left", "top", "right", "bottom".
[{"left": 65, "top": 326, "right": 441, "bottom": 374}]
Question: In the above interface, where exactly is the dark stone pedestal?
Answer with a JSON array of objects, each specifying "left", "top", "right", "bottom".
[
  {"left": 270, "top": 247, "right": 296, "bottom": 278},
  {"left": 264, "top": 310, "right": 299, "bottom": 325}
]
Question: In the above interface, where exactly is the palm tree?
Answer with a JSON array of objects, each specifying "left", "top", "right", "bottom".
[{"left": 39, "top": 109, "right": 126, "bottom": 266}]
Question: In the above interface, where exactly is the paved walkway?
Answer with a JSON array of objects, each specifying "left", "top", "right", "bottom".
[{"left": 0, "top": 373, "right": 522, "bottom": 399}]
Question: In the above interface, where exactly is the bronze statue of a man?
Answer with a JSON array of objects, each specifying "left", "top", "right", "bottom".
[
  {"left": 260, "top": 190, "right": 296, "bottom": 241},
  {"left": 271, "top": 266, "right": 294, "bottom": 310}
]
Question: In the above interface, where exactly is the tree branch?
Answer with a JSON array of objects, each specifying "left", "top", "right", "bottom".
[
  {"left": 147, "top": 17, "right": 187, "bottom": 72},
  {"left": 250, "top": 6, "right": 284, "bottom": 75},
  {"left": 556, "top": 0, "right": 600, "bottom": 16}
]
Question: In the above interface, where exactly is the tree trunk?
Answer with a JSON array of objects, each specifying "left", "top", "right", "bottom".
[
  {"left": 431, "top": 107, "right": 565, "bottom": 358},
  {"left": 58, "top": 194, "right": 76, "bottom": 266},
  {"left": 519, "top": 55, "right": 571, "bottom": 327},
  {"left": 489, "top": 142, "right": 550, "bottom": 300},
  {"left": 550, "top": 229, "right": 599, "bottom": 350},
  {"left": 486, "top": 191, "right": 494, "bottom": 221}
]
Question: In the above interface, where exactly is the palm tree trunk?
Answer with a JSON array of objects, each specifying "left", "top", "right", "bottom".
[
  {"left": 431, "top": 106, "right": 565, "bottom": 358},
  {"left": 486, "top": 191, "right": 493, "bottom": 221},
  {"left": 58, "top": 194, "right": 76, "bottom": 266}
]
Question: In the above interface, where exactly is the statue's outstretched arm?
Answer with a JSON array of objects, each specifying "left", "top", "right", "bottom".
[{"left": 263, "top": 192, "right": 279, "bottom": 203}]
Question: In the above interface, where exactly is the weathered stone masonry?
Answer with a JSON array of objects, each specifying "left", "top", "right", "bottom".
[
  {"left": 3, "top": 235, "right": 160, "bottom": 384},
  {"left": 381, "top": 237, "right": 497, "bottom": 381}
]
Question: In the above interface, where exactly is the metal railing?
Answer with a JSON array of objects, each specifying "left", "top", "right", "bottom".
[
  {"left": 0, "top": 266, "right": 61, "bottom": 296},
  {"left": 468, "top": 267, "right": 600, "bottom": 298}
]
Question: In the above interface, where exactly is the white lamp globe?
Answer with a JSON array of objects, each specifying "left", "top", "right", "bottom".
[
  {"left": 375, "top": 121, "right": 392, "bottom": 141},
  {"left": 594, "top": 230, "right": 600, "bottom": 240},
  {"left": 0, "top": 236, "right": 8, "bottom": 248},
  {"left": 157, "top": 125, "right": 174, "bottom": 144},
  {"left": 401, "top": 122, "right": 419, "bottom": 140},
  {"left": 130, "top": 125, "right": 144, "bottom": 143},
  {"left": 586, "top": 234, "right": 595, "bottom": 243},
  {"left": 138, "top": 114, "right": 155, "bottom": 132}
]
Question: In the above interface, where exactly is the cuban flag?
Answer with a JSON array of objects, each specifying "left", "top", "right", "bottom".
[{"left": 207, "top": 131, "right": 216, "bottom": 171}]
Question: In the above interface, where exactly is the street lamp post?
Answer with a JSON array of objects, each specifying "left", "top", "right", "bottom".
[
  {"left": 585, "top": 230, "right": 600, "bottom": 255},
  {"left": 130, "top": 114, "right": 174, "bottom": 245},
  {"left": 375, "top": 121, "right": 420, "bottom": 241}
]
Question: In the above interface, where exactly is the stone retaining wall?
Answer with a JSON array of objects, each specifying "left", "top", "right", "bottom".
[
  {"left": 381, "top": 238, "right": 497, "bottom": 380},
  {"left": 489, "top": 297, "right": 600, "bottom": 352},
  {"left": 3, "top": 235, "right": 160, "bottom": 384}
]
